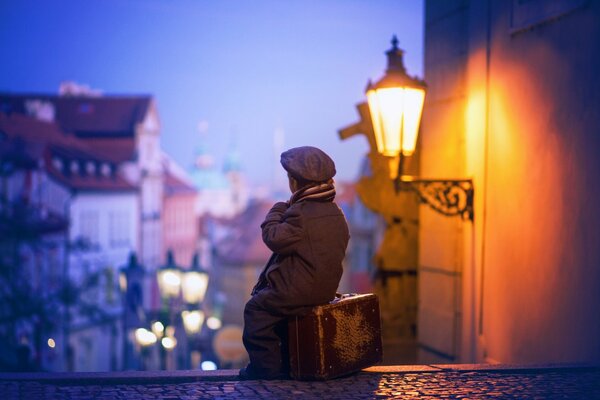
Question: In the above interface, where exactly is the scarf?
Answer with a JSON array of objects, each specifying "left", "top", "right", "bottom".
[{"left": 289, "top": 180, "right": 336, "bottom": 205}]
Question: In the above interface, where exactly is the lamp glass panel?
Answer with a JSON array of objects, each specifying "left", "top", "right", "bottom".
[
  {"left": 401, "top": 88, "right": 425, "bottom": 156},
  {"left": 182, "top": 271, "right": 209, "bottom": 304},
  {"left": 366, "top": 87, "right": 425, "bottom": 157},
  {"left": 366, "top": 90, "right": 386, "bottom": 155},
  {"left": 157, "top": 268, "right": 181, "bottom": 299}
]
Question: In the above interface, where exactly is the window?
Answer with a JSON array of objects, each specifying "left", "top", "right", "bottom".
[
  {"left": 109, "top": 210, "right": 130, "bottom": 248},
  {"left": 79, "top": 210, "right": 99, "bottom": 245}
]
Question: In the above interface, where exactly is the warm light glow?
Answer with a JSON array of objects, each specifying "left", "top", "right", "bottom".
[
  {"left": 119, "top": 272, "right": 127, "bottom": 293},
  {"left": 367, "top": 87, "right": 425, "bottom": 157},
  {"left": 166, "top": 326, "right": 176, "bottom": 338},
  {"left": 151, "top": 321, "right": 165, "bottom": 338},
  {"left": 181, "top": 310, "right": 205, "bottom": 335},
  {"left": 201, "top": 360, "right": 217, "bottom": 371},
  {"left": 157, "top": 268, "right": 181, "bottom": 298},
  {"left": 135, "top": 328, "right": 157, "bottom": 347},
  {"left": 181, "top": 270, "right": 209, "bottom": 304},
  {"left": 47, "top": 338, "right": 56, "bottom": 348},
  {"left": 191, "top": 350, "right": 201, "bottom": 369},
  {"left": 206, "top": 316, "right": 222, "bottom": 330},
  {"left": 161, "top": 336, "right": 177, "bottom": 350}
]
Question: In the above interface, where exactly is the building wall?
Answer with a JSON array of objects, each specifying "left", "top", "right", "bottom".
[
  {"left": 422, "top": 0, "right": 600, "bottom": 364},
  {"left": 163, "top": 192, "right": 197, "bottom": 267},
  {"left": 70, "top": 192, "right": 139, "bottom": 268},
  {"left": 137, "top": 101, "right": 164, "bottom": 271},
  {"left": 68, "top": 191, "right": 138, "bottom": 371},
  {"left": 419, "top": 0, "right": 470, "bottom": 363}
]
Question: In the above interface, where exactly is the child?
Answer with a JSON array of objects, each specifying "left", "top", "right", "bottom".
[{"left": 240, "top": 146, "right": 350, "bottom": 380}]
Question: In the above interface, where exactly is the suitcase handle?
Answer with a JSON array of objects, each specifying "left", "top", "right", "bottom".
[{"left": 329, "top": 292, "right": 359, "bottom": 304}]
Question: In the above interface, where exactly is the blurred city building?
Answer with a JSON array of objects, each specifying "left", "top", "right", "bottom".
[
  {"left": 189, "top": 142, "right": 248, "bottom": 219},
  {"left": 210, "top": 200, "right": 272, "bottom": 328},
  {"left": 0, "top": 85, "right": 201, "bottom": 371},
  {"left": 162, "top": 156, "right": 198, "bottom": 271}
]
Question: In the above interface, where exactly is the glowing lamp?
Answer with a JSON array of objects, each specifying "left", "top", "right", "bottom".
[
  {"left": 181, "top": 310, "right": 205, "bottom": 335},
  {"left": 206, "top": 316, "right": 222, "bottom": 330},
  {"left": 366, "top": 87, "right": 425, "bottom": 157},
  {"left": 157, "top": 250, "right": 182, "bottom": 299},
  {"left": 366, "top": 36, "right": 426, "bottom": 177},
  {"left": 161, "top": 336, "right": 177, "bottom": 350},
  {"left": 181, "top": 254, "right": 209, "bottom": 304},
  {"left": 339, "top": 36, "right": 474, "bottom": 220},
  {"left": 152, "top": 321, "right": 165, "bottom": 339},
  {"left": 135, "top": 328, "right": 157, "bottom": 347}
]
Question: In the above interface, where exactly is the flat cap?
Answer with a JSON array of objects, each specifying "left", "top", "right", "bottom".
[{"left": 281, "top": 146, "right": 336, "bottom": 182}]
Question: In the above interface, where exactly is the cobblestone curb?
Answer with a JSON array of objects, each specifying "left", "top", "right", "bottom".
[{"left": 1, "top": 364, "right": 599, "bottom": 399}]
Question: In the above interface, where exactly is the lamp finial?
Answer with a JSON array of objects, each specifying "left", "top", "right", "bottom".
[
  {"left": 391, "top": 35, "right": 399, "bottom": 50},
  {"left": 167, "top": 249, "right": 175, "bottom": 266},
  {"left": 385, "top": 36, "right": 406, "bottom": 74}
]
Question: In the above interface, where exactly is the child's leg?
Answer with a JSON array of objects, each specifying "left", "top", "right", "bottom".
[{"left": 242, "top": 297, "right": 287, "bottom": 377}]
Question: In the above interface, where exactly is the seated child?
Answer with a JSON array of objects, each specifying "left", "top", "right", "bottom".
[{"left": 240, "top": 146, "right": 350, "bottom": 380}]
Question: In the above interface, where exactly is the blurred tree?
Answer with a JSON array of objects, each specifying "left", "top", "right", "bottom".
[{"left": 0, "top": 140, "right": 109, "bottom": 371}]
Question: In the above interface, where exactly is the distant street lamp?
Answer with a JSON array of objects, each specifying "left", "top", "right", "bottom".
[
  {"left": 134, "top": 327, "right": 157, "bottom": 370},
  {"left": 181, "top": 310, "right": 205, "bottom": 335},
  {"left": 161, "top": 335, "right": 177, "bottom": 351},
  {"left": 119, "top": 253, "right": 145, "bottom": 370},
  {"left": 181, "top": 254, "right": 209, "bottom": 305},
  {"left": 155, "top": 251, "right": 211, "bottom": 369},
  {"left": 151, "top": 321, "right": 165, "bottom": 339},
  {"left": 157, "top": 251, "right": 182, "bottom": 299},
  {"left": 134, "top": 328, "right": 157, "bottom": 347}
]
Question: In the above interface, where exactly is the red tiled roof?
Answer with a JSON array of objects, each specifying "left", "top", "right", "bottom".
[
  {"left": 0, "top": 112, "right": 136, "bottom": 192},
  {"left": 0, "top": 112, "right": 88, "bottom": 158},
  {"left": 0, "top": 93, "right": 151, "bottom": 137},
  {"left": 81, "top": 137, "right": 136, "bottom": 163}
]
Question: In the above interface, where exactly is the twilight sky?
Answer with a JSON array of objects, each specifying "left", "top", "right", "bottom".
[{"left": 0, "top": 0, "right": 423, "bottom": 188}]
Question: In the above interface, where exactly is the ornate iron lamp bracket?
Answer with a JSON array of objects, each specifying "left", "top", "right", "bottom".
[{"left": 395, "top": 177, "right": 474, "bottom": 221}]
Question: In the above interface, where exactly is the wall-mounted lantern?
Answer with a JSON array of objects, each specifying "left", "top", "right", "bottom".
[{"left": 351, "top": 36, "right": 474, "bottom": 221}]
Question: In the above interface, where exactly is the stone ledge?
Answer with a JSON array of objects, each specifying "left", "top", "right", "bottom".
[
  {"left": 364, "top": 363, "right": 600, "bottom": 374},
  {"left": 0, "top": 369, "right": 239, "bottom": 385},
  {"left": 1, "top": 363, "right": 597, "bottom": 385}
]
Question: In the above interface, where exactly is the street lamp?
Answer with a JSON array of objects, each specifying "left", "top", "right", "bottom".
[
  {"left": 366, "top": 35, "right": 426, "bottom": 162},
  {"left": 181, "top": 310, "right": 205, "bottom": 335},
  {"left": 134, "top": 327, "right": 157, "bottom": 370},
  {"left": 157, "top": 251, "right": 182, "bottom": 299},
  {"left": 134, "top": 328, "right": 157, "bottom": 347},
  {"left": 343, "top": 36, "right": 474, "bottom": 221},
  {"left": 119, "top": 253, "right": 145, "bottom": 370},
  {"left": 181, "top": 253, "right": 209, "bottom": 305},
  {"left": 151, "top": 321, "right": 165, "bottom": 339}
]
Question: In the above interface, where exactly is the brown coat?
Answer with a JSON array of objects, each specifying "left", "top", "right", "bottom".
[{"left": 252, "top": 200, "right": 350, "bottom": 314}]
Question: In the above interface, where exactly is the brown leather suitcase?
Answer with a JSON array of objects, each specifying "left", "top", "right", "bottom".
[{"left": 288, "top": 293, "right": 383, "bottom": 380}]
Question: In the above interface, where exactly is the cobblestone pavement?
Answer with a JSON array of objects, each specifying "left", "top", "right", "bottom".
[{"left": 1, "top": 368, "right": 599, "bottom": 399}]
